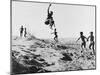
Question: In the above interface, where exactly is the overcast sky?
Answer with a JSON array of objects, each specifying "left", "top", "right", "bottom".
[{"left": 12, "top": 1, "right": 95, "bottom": 39}]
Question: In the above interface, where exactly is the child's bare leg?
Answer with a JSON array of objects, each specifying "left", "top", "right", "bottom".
[
  {"left": 20, "top": 32, "right": 22, "bottom": 37},
  {"left": 49, "top": 25, "right": 52, "bottom": 29},
  {"left": 89, "top": 43, "right": 92, "bottom": 49},
  {"left": 50, "top": 22, "right": 54, "bottom": 30},
  {"left": 49, "top": 19, "right": 53, "bottom": 29},
  {"left": 92, "top": 44, "right": 95, "bottom": 55},
  {"left": 84, "top": 43, "right": 87, "bottom": 51},
  {"left": 54, "top": 37, "right": 55, "bottom": 41},
  {"left": 53, "top": 22, "right": 55, "bottom": 27},
  {"left": 49, "top": 24, "right": 52, "bottom": 29},
  {"left": 81, "top": 44, "right": 84, "bottom": 53}
]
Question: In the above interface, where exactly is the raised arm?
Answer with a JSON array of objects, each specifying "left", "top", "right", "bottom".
[{"left": 47, "top": 4, "right": 51, "bottom": 14}]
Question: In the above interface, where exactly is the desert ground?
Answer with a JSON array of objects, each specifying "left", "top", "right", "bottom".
[{"left": 11, "top": 34, "right": 96, "bottom": 74}]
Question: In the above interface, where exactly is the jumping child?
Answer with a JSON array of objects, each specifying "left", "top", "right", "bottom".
[{"left": 45, "top": 4, "right": 55, "bottom": 30}]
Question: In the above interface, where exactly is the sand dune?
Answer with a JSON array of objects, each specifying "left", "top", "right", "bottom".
[{"left": 11, "top": 34, "right": 96, "bottom": 74}]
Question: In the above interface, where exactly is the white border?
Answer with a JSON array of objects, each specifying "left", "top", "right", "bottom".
[{"left": 0, "top": 0, "right": 100, "bottom": 75}]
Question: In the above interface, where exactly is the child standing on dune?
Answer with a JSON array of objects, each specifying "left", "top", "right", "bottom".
[
  {"left": 24, "top": 27, "right": 27, "bottom": 37},
  {"left": 20, "top": 25, "right": 24, "bottom": 37}
]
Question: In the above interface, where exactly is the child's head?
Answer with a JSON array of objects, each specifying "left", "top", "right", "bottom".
[
  {"left": 21, "top": 25, "right": 23, "bottom": 28},
  {"left": 90, "top": 32, "right": 93, "bottom": 35},
  {"left": 80, "top": 32, "right": 83, "bottom": 36},
  {"left": 54, "top": 28, "right": 56, "bottom": 31}
]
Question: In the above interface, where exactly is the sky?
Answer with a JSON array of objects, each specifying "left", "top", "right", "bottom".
[{"left": 12, "top": 1, "right": 95, "bottom": 39}]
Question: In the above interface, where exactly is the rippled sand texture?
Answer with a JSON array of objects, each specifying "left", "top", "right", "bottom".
[{"left": 11, "top": 35, "right": 96, "bottom": 74}]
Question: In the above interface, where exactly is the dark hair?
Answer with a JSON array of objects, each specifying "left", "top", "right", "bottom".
[
  {"left": 90, "top": 32, "right": 93, "bottom": 34},
  {"left": 80, "top": 32, "right": 83, "bottom": 35}
]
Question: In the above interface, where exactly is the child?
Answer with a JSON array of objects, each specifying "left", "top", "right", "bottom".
[
  {"left": 51, "top": 28, "right": 58, "bottom": 42},
  {"left": 20, "top": 25, "right": 24, "bottom": 37},
  {"left": 45, "top": 4, "right": 55, "bottom": 29},
  {"left": 87, "top": 32, "right": 95, "bottom": 54},
  {"left": 24, "top": 28, "right": 27, "bottom": 37},
  {"left": 76, "top": 32, "right": 87, "bottom": 50}
]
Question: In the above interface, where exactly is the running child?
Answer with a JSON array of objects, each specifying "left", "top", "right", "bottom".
[{"left": 76, "top": 32, "right": 87, "bottom": 50}]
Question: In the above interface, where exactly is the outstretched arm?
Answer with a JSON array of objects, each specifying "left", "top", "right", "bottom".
[
  {"left": 76, "top": 37, "right": 80, "bottom": 42},
  {"left": 47, "top": 4, "right": 51, "bottom": 14},
  {"left": 84, "top": 36, "right": 87, "bottom": 39},
  {"left": 87, "top": 36, "right": 90, "bottom": 41}
]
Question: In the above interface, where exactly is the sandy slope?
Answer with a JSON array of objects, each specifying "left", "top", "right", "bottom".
[{"left": 11, "top": 34, "right": 96, "bottom": 74}]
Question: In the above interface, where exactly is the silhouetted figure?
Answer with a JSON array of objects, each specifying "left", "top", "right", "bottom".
[
  {"left": 87, "top": 32, "right": 95, "bottom": 54},
  {"left": 77, "top": 32, "right": 87, "bottom": 50},
  {"left": 20, "top": 25, "right": 24, "bottom": 37},
  {"left": 51, "top": 28, "right": 58, "bottom": 42},
  {"left": 24, "top": 28, "right": 27, "bottom": 37},
  {"left": 45, "top": 4, "right": 55, "bottom": 30}
]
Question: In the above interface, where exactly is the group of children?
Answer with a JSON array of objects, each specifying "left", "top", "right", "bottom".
[
  {"left": 77, "top": 32, "right": 95, "bottom": 54},
  {"left": 20, "top": 25, "right": 27, "bottom": 37},
  {"left": 45, "top": 4, "right": 58, "bottom": 42},
  {"left": 19, "top": 4, "right": 95, "bottom": 55}
]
